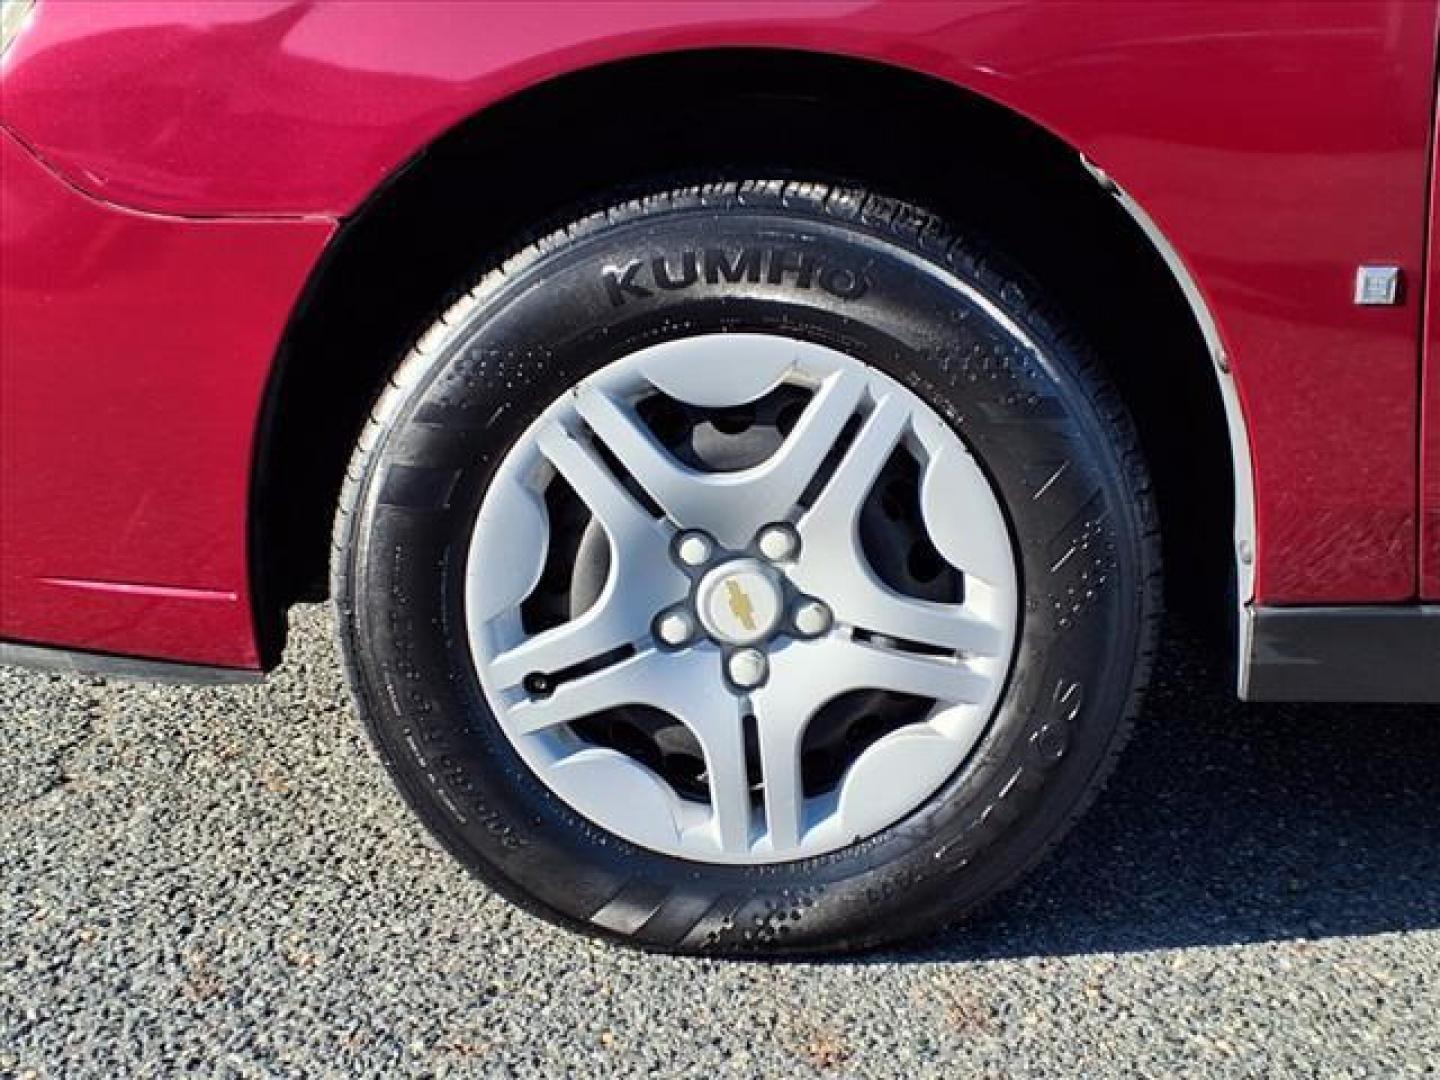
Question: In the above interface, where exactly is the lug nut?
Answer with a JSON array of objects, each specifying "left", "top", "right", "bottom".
[
  {"left": 727, "top": 648, "right": 768, "bottom": 689},
  {"left": 655, "top": 610, "right": 696, "bottom": 648},
  {"left": 756, "top": 523, "right": 800, "bottom": 563},
  {"left": 792, "top": 599, "right": 832, "bottom": 638},
  {"left": 675, "top": 530, "right": 715, "bottom": 567}
]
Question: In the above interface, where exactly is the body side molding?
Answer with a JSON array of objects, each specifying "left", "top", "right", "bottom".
[{"left": 1242, "top": 607, "right": 1440, "bottom": 703}]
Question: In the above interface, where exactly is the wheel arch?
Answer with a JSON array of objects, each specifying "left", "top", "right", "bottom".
[{"left": 251, "top": 47, "right": 1250, "bottom": 672}]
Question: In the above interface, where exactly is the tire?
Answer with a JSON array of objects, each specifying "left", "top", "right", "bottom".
[{"left": 332, "top": 181, "right": 1160, "bottom": 955}]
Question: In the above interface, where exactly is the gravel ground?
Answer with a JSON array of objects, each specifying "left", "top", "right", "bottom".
[{"left": 2, "top": 604, "right": 1438, "bottom": 1078}]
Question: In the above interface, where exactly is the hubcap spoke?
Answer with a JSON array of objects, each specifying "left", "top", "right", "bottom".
[
  {"left": 488, "top": 603, "right": 640, "bottom": 694},
  {"left": 816, "top": 572, "right": 1004, "bottom": 658},
  {"left": 804, "top": 390, "right": 910, "bottom": 526},
  {"left": 508, "top": 648, "right": 669, "bottom": 734},
  {"left": 754, "top": 714, "right": 805, "bottom": 852},
  {"left": 508, "top": 647, "right": 755, "bottom": 854},
  {"left": 756, "top": 636, "right": 990, "bottom": 719},
  {"left": 536, "top": 421, "right": 663, "bottom": 551},
  {"left": 749, "top": 636, "right": 990, "bottom": 849},
  {"left": 488, "top": 423, "right": 687, "bottom": 689},
  {"left": 686, "top": 691, "right": 754, "bottom": 854},
  {"left": 573, "top": 368, "right": 866, "bottom": 548},
  {"left": 752, "top": 368, "right": 869, "bottom": 515},
  {"left": 791, "top": 394, "right": 1005, "bottom": 658},
  {"left": 572, "top": 386, "right": 705, "bottom": 526}
]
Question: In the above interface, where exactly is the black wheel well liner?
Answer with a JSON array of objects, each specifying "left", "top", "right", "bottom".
[{"left": 251, "top": 47, "right": 1234, "bottom": 668}]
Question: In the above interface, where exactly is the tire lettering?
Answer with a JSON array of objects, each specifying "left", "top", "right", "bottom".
[
  {"left": 602, "top": 259, "right": 652, "bottom": 306},
  {"left": 604, "top": 246, "right": 870, "bottom": 306},
  {"left": 703, "top": 247, "right": 763, "bottom": 284},
  {"left": 765, "top": 247, "right": 817, "bottom": 288},
  {"left": 652, "top": 251, "right": 698, "bottom": 290}
]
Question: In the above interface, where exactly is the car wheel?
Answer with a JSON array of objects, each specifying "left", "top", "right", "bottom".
[{"left": 332, "top": 181, "right": 1160, "bottom": 954}]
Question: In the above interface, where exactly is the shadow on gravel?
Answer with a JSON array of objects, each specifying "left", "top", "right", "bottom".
[{"left": 899, "top": 627, "right": 1440, "bottom": 962}]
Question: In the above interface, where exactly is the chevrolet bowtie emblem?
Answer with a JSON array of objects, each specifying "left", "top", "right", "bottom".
[{"left": 724, "top": 580, "right": 758, "bottom": 632}]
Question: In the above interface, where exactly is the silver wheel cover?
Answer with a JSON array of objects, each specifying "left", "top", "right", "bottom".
[{"left": 465, "top": 334, "right": 1019, "bottom": 863}]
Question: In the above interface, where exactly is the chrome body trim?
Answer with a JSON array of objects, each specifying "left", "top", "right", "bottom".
[{"left": 1081, "top": 155, "right": 1260, "bottom": 691}]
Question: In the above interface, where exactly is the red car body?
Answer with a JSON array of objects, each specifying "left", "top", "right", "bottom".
[{"left": 2, "top": 1, "right": 1438, "bottom": 686}]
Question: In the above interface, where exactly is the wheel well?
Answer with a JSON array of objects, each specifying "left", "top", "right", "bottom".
[{"left": 252, "top": 48, "right": 1234, "bottom": 667}]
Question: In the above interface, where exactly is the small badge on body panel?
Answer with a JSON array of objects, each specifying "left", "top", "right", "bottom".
[{"left": 1354, "top": 265, "right": 1401, "bottom": 306}]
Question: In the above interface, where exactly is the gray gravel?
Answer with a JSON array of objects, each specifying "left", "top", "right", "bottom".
[{"left": 2, "top": 604, "right": 1438, "bottom": 1078}]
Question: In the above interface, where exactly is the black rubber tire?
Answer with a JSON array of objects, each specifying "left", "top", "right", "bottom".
[{"left": 332, "top": 181, "right": 1161, "bottom": 956}]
